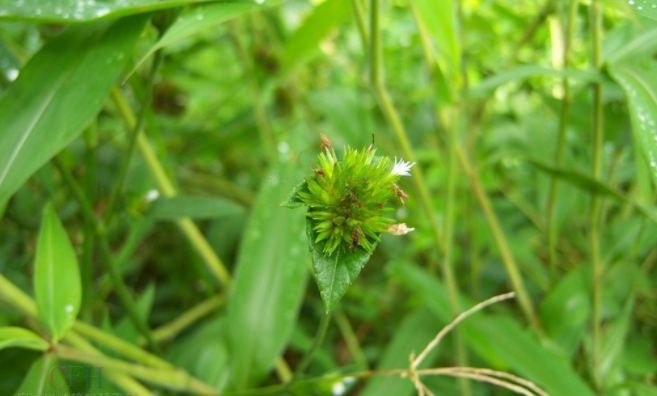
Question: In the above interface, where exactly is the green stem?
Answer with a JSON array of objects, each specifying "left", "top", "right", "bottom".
[
  {"left": 334, "top": 310, "right": 369, "bottom": 369},
  {"left": 143, "top": 295, "right": 225, "bottom": 345},
  {"left": 547, "top": 0, "right": 579, "bottom": 283},
  {"left": 105, "top": 49, "right": 164, "bottom": 223},
  {"left": 350, "top": 0, "right": 369, "bottom": 50},
  {"left": 81, "top": 124, "right": 97, "bottom": 320},
  {"left": 55, "top": 344, "right": 219, "bottom": 395},
  {"left": 589, "top": 0, "right": 604, "bottom": 392},
  {"left": 52, "top": 156, "right": 162, "bottom": 355},
  {"left": 229, "top": 21, "right": 277, "bottom": 161},
  {"left": 110, "top": 86, "right": 232, "bottom": 288},
  {"left": 292, "top": 313, "right": 331, "bottom": 379}
]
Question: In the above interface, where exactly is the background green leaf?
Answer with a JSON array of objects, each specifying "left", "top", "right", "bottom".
[
  {"left": 13, "top": 355, "right": 69, "bottom": 396},
  {"left": 0, "top": 15, "right": 146, "bottom": 207},
  {"left": 34, "top": 204, "right": 82, "bottom": 342},
  {"left": 226, "top": 154, "right": 309, "bottom": 389},
  {"left": 149, "top": 196, "right": 245, "bottom": 220},
  {"left": 0, "top": 327, "right": 49, "bottom": 352}
]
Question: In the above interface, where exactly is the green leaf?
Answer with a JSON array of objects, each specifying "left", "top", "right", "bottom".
[
  {"left": 148, "top": 196, "right": 245, "bottom": 220},
  {"left": 603, "top": 18, "right": 657, "bottom": 64},
  {"left": 307, "top": 217, "right": 376, "bottom": 313},
  {"left": 34, "top": 203, "right": 82, "bottom": 342},
  {"left": 280, "top": 179, "right": 308, "bottom": 208},
  {"left": 359, "top": 309, "right": 441, "bottom": 396},
  {"left": 411, "top": 0, "right": 460, "bottom": 82},
  {"left": 390, "top": 262, "right": 597, "bottom": 396},
  {"left": 282, "top": 0, "right": 352, "bottom": 71},
  {"left": 0, "top": 15, "right": 147, "bottom": 208},
  {"left": 131, "top": 0, "right": 284, "bottom": 75},
  {"left": 13, "top": 355, "right": 70, "bottom": 396},
  {"left": 626, "top": 0, "right": 657, "bottom": 20},
  {"left": 0, "top": 327, "right": 49, "bottom": 352},
  {"left": 467, "top": 65, "right": 605, "bottom": 98},
  {"left": 226, "top": 157, "right": 309, "bottom": 389},
  {"left": 0, "top": 0, "right": 213, "bottom": 23},
  {"left": 609, "top": 58, "right": 657, "bottom": 189},
  {"left": 526, "top": 159, "right": 657, "bottom": 225},
  {"left": 600, "top": 295, "right": 634, "bottom": 380}
]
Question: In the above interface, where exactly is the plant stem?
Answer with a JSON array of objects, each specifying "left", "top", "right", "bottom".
[
  {"left": 81, "top": 124, "right": 97, "bottom": 320},
  {"left": 110, "top": 86, "right": 232, "bottom": 288},
  {"left": 229, "top": 21, "right": 277, "bottom": 161},
  {"left": 589, "top": 0, "right": 604, "bottom": 392},
  {"left": 105, "top": 49, "right": 164, "bottom": 223},
  {"left": 546, "top": 0, "right": 579, "bottom": 283},
  {"left": 293, "top": 313, "right": 332, "bottom": 378},
  {"left": 334, "top": 309, "right": 369, "bottom": 369},
  {"left": 55, "top": 344, "right": 219, "bottom": 395},
  {"left": 52, "top": 156, "right": 162, "bottom": 354}
]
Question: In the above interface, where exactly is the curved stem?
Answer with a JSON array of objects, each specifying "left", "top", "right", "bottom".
[{"left": 52, "top": 156, "right": 162, "bottom": 355}]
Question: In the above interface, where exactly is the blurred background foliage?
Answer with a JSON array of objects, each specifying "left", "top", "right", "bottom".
[{"left": 0, "top": 0, "right": 656, "bottom": 395}]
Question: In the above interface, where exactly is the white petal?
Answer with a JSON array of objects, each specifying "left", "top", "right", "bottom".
[
  {"left": 391, "top": 157, "right": 416, "bottom": 177},
  {"left": 388, "top": 223, "right": 415, "bottom": 235}
]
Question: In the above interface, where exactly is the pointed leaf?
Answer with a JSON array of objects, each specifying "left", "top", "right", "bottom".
[
  {"left": 307, "top": 217, "right": 375, "bottom": 313},
  {"left": 34, "top": 204, "right": 82, "bottom": 342},
  {"left": 0, "top": 327, "right": 49, "bottom": 352},
  {"left": 0, "top": 15, "right": 147, "bottom": 207},
  {"left": 280, "top": 179, "right": 308, "bottom": 208},
  {"left": 148, "top": 196, "right": 245, "bottom": 220},
  {"left": 226, "top": 156, "right": 309, "bottom": 389},
  {"left": 13, "top": 355, "right": 69, "bottom": 396}
]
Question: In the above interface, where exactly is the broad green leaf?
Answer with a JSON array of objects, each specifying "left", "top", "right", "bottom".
[
  {"left": 0, "top": 0, "right": 213, "bottom": 23},
  {"left": 13, "top": 355, "right": 70, "bottom": 396},
  {"left": 282, "top": 0, "right": 352, "bottom": 70},
  {"left": 527, "top": 159, "right": 657, "bottom": 225},
  {"left": 359, "top": 309, "right": 441, "bottom": 396},
  {"left": 132, "top": 0, "right": 284, "bottom": 74},
  {"left": 390, "top": 262, "right": 597, "bottom": 396},
  {"left": 539, "top": 266, "right": 591, "bottom": 358},
  {"left": 226, "top": 156, "right": 309, "bottom": 389},
  {"left": 0, "top": 327, "right": 49, "bottom": 352},
  {"left": 307, "top": 217, "right": 376, "bottom": 313},
  {"left": 149, "top": 196, "right": 245, "bottom": 220},
  {"left": 626, "top": 0, "right": 657, "bottom": 20},
  {"left": 411, "top": 0, "right": 460, "bottom": 84},
  {"left": 0, "top": 15, "right": 147, "bottom": 208},
  {"left": 603, "top": 18, "right": 657, "bottom": 63},
  {"left": 609, "top": 58, "right": 657, "bottom": 189},
  {"left": 34, "top": 204, "right": 82, "bottom": 342},
  {"left": 467, "top": 65, "right": 604, "bottom": 98}
]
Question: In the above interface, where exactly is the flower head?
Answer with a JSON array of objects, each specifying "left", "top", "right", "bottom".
[
  {"left": 391, "top": 157, "right": 416, "bottom": 177},
  {"left": 289, "top": 135, "right": 414, "bottom": 256}
]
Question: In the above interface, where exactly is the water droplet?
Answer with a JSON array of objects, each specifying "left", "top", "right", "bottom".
[
  {"left": 638, "top": 5, "right": 644, "bottom": 9},
  {"left": 628, "top": 0, "right": 635, "bottom": 4},
  {"left": 55, "top": 6, "right": 63, "bottom": 13},
  {"left": 94, "top": 7, "right": 110, "bottom": 17},
  {"left": 196, "top": 13, "right": 203, "bottom": 20},
  {"left": 277, "top": 141, "right": 289, "bottom": 154},
  {"left": 7, "top": 68, "right": 18, "bottom": 81},
  {"left": 65, "top": 305, "right": 74, "bottom": 313},
  {"left": 255, "top": 0, "right": 265, "bottom": 4}
]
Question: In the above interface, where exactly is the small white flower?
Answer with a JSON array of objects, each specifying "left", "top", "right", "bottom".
[
  {"left": 391, "top": 157, "right": 416, "bottom": 177},
  {"left": 388, "top": 223, "right": 415, "bottom": 235},
  {"left": 144, "top": 189, "right": 160, "bottom": 203}
]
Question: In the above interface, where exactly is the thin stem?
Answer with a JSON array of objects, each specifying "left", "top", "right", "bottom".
[
  {"left": 292, "top": 313, "right": 332, "bottom": 378},
  {"left": 105, "top": 49, "right": 164, "bottom": 223},
  {"left": 547, "top": 0, "right": 579, "bottom": 282},
  {"left": 81, "top": 124, "right": 97, "bottom": 320},
  {"left": 52, "top": 156, "right": 162, "bottom": 355},
  {"left": 589, "top": 0, "right": 604, "bottom": 392},
  {"left": 110, "top": 86, "right": 232, "bottom": 288},
  {"left": 334, "top": 309, "right": 369, "bottom": 369},
  {"left": 350, "top": 0, "right": 368, "bottom": 50},
  {"left": 413, "top": 292, "right": 516, "bottom": 368},
  {"left": 144, "top": 295, "right": 225, "bottom": 345},
  {"left": 55, "top": 344, "right": 219, "bottom": 395},
  {"left": 229, "top": 21, "right": 277, "bottom": 161}
]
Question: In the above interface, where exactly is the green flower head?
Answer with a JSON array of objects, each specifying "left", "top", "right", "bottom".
[{"left": 288, "top": 134, "right": 415, "bottom": 256}]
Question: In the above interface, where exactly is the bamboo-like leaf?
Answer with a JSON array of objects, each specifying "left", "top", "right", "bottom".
[
  {"left": 131, "top": 0, "right": 284, "bottom": 75},
  {"left": 0, "top": 15, "right": 147, "bottom": 207},
  {"left": 0, "top": 0, "right": 212, "bottom": 23},
  {"left": 149, "top": 196, "right": 245, "bottom": 220},
  {"left": 0, "top": 327, "right": 49, "bottom": 352},
  {"left": 609, "top": 58, "right": 657, "bottom": 190},
  {"left": 226, "top": 155, "right": 309, "bottom": 389},
  {"left": 13, "top": 355, "right": 69, "bottom": 396},
  {"left": 282, "top": 0, "right": 352, "bottom": 70},
  {"left": 34, "top": 204, "right": 82, "bottom": 342}
]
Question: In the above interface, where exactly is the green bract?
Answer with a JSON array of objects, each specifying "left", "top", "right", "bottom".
[{"left": 289, "top": 139, "right": 410, "bottom": 255}]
